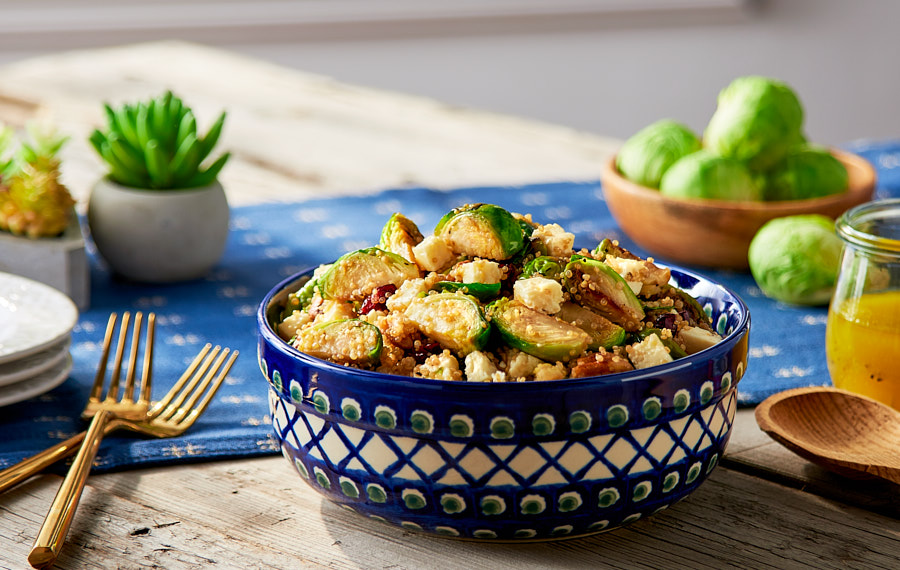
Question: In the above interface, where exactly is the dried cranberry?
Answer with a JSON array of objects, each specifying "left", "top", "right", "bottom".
[
  {"left": 360, "top": 284, "right": 397, "bottom": 314},
  {"left": 654, "top": 312, "right": 678, "bottom": 331},
  {"left": 412, "top": 341, "right": 441, "bottom": 364}
]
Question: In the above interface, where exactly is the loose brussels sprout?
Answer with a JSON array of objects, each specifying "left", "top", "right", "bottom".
[
  {"left": 431, "top": 281, "right": 501, "bottom": 301},
  {"left": 379, "top": 212, "right": 424, "bottom": 262},
  {"left": 704, "top": 76, "right": 805, "bottom": 171},
  {"left": 318, "top": 247, "right": 419, "bottom": 302},
  {"left": 293, "top": 319, "right": 383, "bottom": 365},
  {"left": 434, "top": 203, "right": 525, "bottom": 260},
  {"left": 564, "top": 255, "right": 644, "bottom": 331},
  {"left": 556, "top": 302, "right": 625, "bottom": 350},
  {"left": 748, "top": 214, "right": 842, "bottom": 305},
  {"left": 487, "top": 298, "right": 591, "bottom": 362},
  {"left": 660, "top": 150, "right": 762, "bottom": 201},
  {"left": 763, "top": 145, "right": 849, "bottom": 201},
  {"left": 404, "top": 292, "right": 491, "bottom": 355},
  {"left": 616, "top": 119, "right": 702, "bottom": 188},
  {"left": 520, "top": 256, "right": 565, "bottom": 281}
]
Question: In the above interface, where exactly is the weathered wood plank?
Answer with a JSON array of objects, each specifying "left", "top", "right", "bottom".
[{"left": 2, "top": 457, "right": 897, "bottom": 569}]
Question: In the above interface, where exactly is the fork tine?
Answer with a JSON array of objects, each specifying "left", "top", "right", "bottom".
[
  {"left": 122, "top": 311, "right": 144, "bottom": 402},
  {"left": 138, "top": 313, "right": 156, "bottom": 407},
  {"left": 179, "top": 349, "right": 239, "bottom": 426},
  {"left": 105, "top": 311, "right": 132, "bottom": 402},
  {"left": 172, "top": 348, "right": 232, "bottom": 422},
  {"left": 89, "top": 313, "right": 118, "bottom": 402},
  {"left": 157, "top": 346, "right": 222, "bottom": 421},
  {"left": 148, "top": 343, "right": 214, "bottom": 417}
]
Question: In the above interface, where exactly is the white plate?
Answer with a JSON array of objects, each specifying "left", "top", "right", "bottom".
[
  {"left": 0, "top": 272, "right": 78, "bottom": 364},
  {"left": 0, "top": 353, "right": 72, "bottom": 407},
  {"left": 0, "top": 337, "right": 71, "bottom": 387}
]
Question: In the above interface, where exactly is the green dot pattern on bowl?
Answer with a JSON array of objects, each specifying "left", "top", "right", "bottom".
[
  {"left": 340, "top": 477, "right": 359, "bottom": 498},
  {"left": 289, "top": 380, "right": 303, "bottom": 403},
  {"left": 716, "top": 313, "right": 728, "bottom": 336},
  {"left": 314, "top": 468, "right": 330, "bottom": 489},
  {"left": 606, "top": 404, "right": 629, "bottom": 428},
  {"left": 490, "top": 416, "right": 515, "bottom": 439},
  {"left": 294, "top": 458, "right": 309, "bottom": 479},
  {"left": 707, "top": 453, "right": 719, "bottom": 474},
  {"left": 473, "top": 529, "right": 497, "bottom": 539},
  {"left": 686, "top": 462, "right": 702, "bottom": 484},
  {"left": 720, "top": 371, "right": 733, "bottom": 392},
  {"left": 558, "top": 491, "right": 583, "bottom": 512},
  {"left": 520, "top": 494, "right": 546, "bottom": 515},
  {"left": 568, "top": 410, "right": 591, "bottom": 433},
  {"left": 597, "top": 488, "right": 620, "bottom": 509},
  {"left": 642, "top": 397, "right": 662, "bottom": 421},
  {"left": 402, "top": 489, "right": 427, "bottom": 509},
  {"left": 312, "top": 391, "right": 329, "bottom": 415},
  {"left": 401, "top": 521, "right": 423, "bottom": 531},
  {"left": 440, "top": 493, "right": 466, "bottom": 514},
  {"left": 662, "top": 471, "right": 680, "bottom": 493},
  {"left": 673, "top": 389, "right": 691, "bottom": 413},
  {"left": 366, "top": 483, "right": 387, "bottom": 503},
  {"left": 435, "top": 526, "right": 460, "bottom": 537},
  {"left": 480, "top": 496, "right": 506, "bottom": 515},
  {"left": 551, "top": 525, "right": 573, "bottom": 537},
  {"left": 374, "top": 406, "right": 397, "bottom": 429},
  {"left": 700, "top": 381, "right": 714, "bottom": 405},
  {"left": 272, "top": 369, "right": 283, "bottom": 391},
  {"left": 531, "top": 413, "right": 555, "bottom": 436},
  {"left": 449, "top": 414, "right": 473, "bottom": 437},
  {"left": 411, "top": 410, "right": 434, "bottom": 434},
  {"left": 622, "top": 513, "right": 642, "bottom": 525},
  {"left": 632, "top": 481, "right": 652, "bottom": 502},
  {"left": 514, "top": 529, "right": 537, "bottom": 539},
  {"left": 340, "top": 399, "right": 361, "bottom": 421},
  {"left": 588, "top": 520, "right": 609, "bottom": 531}
]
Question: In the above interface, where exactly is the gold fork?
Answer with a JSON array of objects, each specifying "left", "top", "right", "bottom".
[
  {"left": 28, "top": 311, "right": 153, "bottom": 569},
  {"left": 0, "top": 342, "right": 238, "bottom": 495}
]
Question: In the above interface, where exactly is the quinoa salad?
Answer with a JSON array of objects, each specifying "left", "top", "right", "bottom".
[{"left": 275, "top": 203, "right": 722, "bottom": 382}]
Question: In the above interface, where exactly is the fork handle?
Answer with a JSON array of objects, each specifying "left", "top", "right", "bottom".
[
  {"left": 28, "top": 410, "right": 112, "bottom": 569},
  {"left": 0, "top": 432, "right": 87, "bottom": 495}
]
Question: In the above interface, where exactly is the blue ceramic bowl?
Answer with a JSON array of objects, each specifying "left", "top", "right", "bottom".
[{"left": 258, "top": 266, "right": 750, "bottom": 541}]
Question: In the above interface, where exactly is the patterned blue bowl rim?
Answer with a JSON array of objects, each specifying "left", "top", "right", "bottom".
[{"left": 257, "top": 264, "right": 750, "bottom": 393}]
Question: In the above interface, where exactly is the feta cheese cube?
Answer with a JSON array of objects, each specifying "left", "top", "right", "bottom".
[
  {"left": 513, "top": 277, "right": 563, "bottom": 314},
  {"left": 412, "top": 236, "right": 454, "bottom": 272}
]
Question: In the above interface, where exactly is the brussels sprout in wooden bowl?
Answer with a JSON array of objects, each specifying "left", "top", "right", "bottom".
[{"left": 601, "top": 149, "right": 875, "bottom": 269}]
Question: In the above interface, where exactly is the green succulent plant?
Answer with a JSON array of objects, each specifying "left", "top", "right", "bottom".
[{"left": 89, "top": 91, "right": 230, "bottom": 190}]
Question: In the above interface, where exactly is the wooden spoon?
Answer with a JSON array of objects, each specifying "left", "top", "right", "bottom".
[{"left": 755, "top": 386, "right": 900, "bottom": 485}]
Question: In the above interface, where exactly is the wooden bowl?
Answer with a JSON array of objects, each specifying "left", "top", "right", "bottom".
[{"left": 600, "top": 149, "right": 876, "bottom": 269}]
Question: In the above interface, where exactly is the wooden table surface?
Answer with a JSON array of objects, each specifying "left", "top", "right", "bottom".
[{"left": 0, "top": 42, "right": 897, "bottom": 569}]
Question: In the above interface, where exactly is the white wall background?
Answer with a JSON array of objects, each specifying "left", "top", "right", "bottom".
[{"left": 0, "top": 0, "right": 898, "bottom": 146}]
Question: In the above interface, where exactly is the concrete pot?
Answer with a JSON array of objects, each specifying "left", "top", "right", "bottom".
[{"left": 87, "top": 178, "right": 229, "bottom": 283}]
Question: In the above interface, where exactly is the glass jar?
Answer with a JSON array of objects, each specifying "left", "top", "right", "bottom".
[{"left": 825, "top": 199, "right": 900, "bottom": 409}]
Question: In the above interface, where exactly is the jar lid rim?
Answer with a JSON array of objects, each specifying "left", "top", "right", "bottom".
[{"left": 837, "top": 198, "right": 900, "bottom": 254}]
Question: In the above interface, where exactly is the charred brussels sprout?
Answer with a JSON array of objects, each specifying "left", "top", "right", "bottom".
[
  {"left": 660, "top": 150, "right": 761, "bottom": 201},
  {"left": 704, "top": 76, "right": 805, "bottom": 171},
  {"left": 434, "top": 203, "right": 525, "bottom": 261},
  {"left": 379, "top": 212, "right": 424, "bottom": 262},
  {"left": 293, "top": 319, "right": 383, "bottom": 365},
  {"left": 488, "top": 298, "right": 591, "bottom": 362},
  {"left": 319, "top": 247, "right": 419, "bottom": 302},
  {"left": 616, "top": 119, "right": 702, "bottom": 188},
  {"left": 764, "top": 145, "right": 848, "bottom": 201},
  {"left": 521, "top": 256, "right": 565, "bottom": 281},
  {"left": 556, "top": 302, "right": 626, "bottom": 350},
  {"left": 404, "top": 292, "right": 491, "bottom": 355},
  {"left": 565, "top": 255, "right": 645, "bottom": 331}
]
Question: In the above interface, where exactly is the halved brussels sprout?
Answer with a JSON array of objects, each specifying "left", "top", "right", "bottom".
[
  {"left": 434, "top": 203, "right": 525, "bottom": 261},
  {"left": 432, "top": 281, "right": 501, "bottom": 301},
  {"left": 404, "top": 292, "right": 490, "bottom": 355},
  {"left": 564, "top": 255, "right": 645, "bottom": 331},
  {"left": 556, "top": 302, "right": 626, "bottom": 350},
  {"left": 661, "top": 284, "right": 713, "bottom": 326},
  {"left": 293, "top": 319, "right": 383, "bottom": 365},
  {"left": 487, "top": 298, "right": 590, "bottom": 362},
  {"left": 520, "top": 256, "right": 565, "bottom": 281},
  {"left": 318, "top": 247, "right": 419, "bottom": 302},
  {"left": 379, "top": 212, "right": 424, "bottom": 262}
]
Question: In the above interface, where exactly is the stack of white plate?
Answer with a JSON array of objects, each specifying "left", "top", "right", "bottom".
[{"left": 0, "top": 272, "right": 78, "bottom": 407}]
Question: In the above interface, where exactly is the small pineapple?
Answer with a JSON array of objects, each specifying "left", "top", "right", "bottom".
[{"left": 0, "top": 124, "right": 75, "bottom": 239}]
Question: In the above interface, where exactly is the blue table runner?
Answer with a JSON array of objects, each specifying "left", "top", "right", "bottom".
[{"left": 1, "top": 139, "right": 898, "bottom": 474}]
